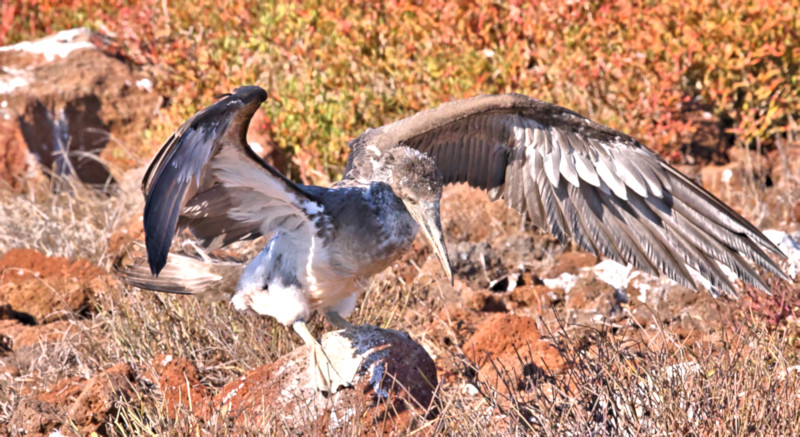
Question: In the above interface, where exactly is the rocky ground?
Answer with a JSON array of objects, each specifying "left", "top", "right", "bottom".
[{"left": 2, "top": 30, "right": 800, "bottom": 436}]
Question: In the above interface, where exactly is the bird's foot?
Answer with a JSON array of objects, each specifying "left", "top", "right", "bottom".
[
  {"left": 294, "top": 319, "right": 361, "bottom": 395},
  {"left": 325, "top": 311, "right": 354, "bottom": 330},
  {"left": 309, "top": 341, "right": 358, "bottom": 395}
]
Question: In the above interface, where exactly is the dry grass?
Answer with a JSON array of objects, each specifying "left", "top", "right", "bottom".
[
  {"left": 1, "top": 137, "right": 800, "bottom": 435},
  {"left": 462, "top": 319, "right": 800, "bottom": 435}
]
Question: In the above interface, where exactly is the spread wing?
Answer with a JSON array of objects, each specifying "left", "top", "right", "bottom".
[
  {"left": 345, "top": 93, "right": 787, "bottom": 295},
  {"left": 142, "top": 86, "right": 323, "bottom": 276}
]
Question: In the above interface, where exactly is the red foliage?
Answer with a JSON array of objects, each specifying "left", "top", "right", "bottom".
[{"left": 3, "top": 0, "right": 798, "bottom": 177}]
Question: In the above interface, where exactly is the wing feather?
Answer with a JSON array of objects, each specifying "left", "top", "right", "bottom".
[
  {"left": 344, "top": 93, "right": 788, "bottom": 294},
  {"left": 141, "top": 86, "right": 320, "bottom": 276}
]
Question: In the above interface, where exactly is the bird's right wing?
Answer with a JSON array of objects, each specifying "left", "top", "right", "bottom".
[
  {"left": 141, "top": 86, "right": 324, "bottom": 276},
  {"left": 347, "top": 93, "right": 787, "bottom": 296}
]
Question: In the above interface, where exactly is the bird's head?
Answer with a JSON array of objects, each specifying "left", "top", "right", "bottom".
[{"left": 383, "top": 147, "right": 453, "bottom": 284}]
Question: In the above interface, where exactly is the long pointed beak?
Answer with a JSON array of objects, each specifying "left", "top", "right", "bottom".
[{"left": 410, "top": 201, "right": 453, "bottom": 285}]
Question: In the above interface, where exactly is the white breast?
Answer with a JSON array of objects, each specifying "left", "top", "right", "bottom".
[{"left": 231, "top": 231, "right": 368, "bottom": 325}]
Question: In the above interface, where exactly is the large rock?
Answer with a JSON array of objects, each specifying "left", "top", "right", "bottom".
[
  {"left": 211, "top": 325, "right": 438, "bottom": 434},
  {"left": 66, "top": 363, "right": 136, "bottom": 433},
  {"left": 0, "top": 28, "right": 161, "bottom": 187},
  {"left": 0, "top": 248, "right": 109, "bottom": 323},
  {"left": 462, "top": 314, "right": 564, "bottom": 393},
  {"left": 9, "top": 363, "right": 135, "bottom": 436},
  {"left": 6, "top": 398, "right": 63, "bottom": 436},
  {"left": 0, "top": 319, "right": 75, "bottom": 352}
]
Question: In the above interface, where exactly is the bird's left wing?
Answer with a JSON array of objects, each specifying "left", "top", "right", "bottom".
[
  {"left": 142, "top": 86, "right": 322, "bottom": 276},
  {"left": 345, "top": 93, "right": 787, "bottom": 296}
]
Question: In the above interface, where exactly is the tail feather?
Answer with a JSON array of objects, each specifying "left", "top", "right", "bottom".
[{"left": 115, "top": 250, "right": 243, "bottom": 302}]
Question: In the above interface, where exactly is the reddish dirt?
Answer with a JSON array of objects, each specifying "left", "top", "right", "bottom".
[
  {"left": 9, "top": 363, "right": 135, "bottom": 435},
  {"left": 108, "top": 214, "right": 145, "bottom": 254},
  {"left": 7, "top": 398, "right": 64, "bottom": 436},
  {"left": 462, "top": 314, "right": 565, "bottom": 393},
  {"left": 68, "top": 363, "right": 136, "bottom": 434},
  {"left": 36, "top": 375, "right": 86, "bottom": 405},
  {"left": 0, "top": 119, "right": 38, "bottom": 191},
  {"left": 542, "top": 252, "right": 598, "bottom": 278},
  {"left": 151, "top": 354, "right": 211, "bottom": 419},
  {"left": 0, "top": 248, "right": 109, "bottom": 323},
  {"left": 0, "top": 319, "right": 75, "bottom": 350},
  {"left": 509, "top": 284, "right": 561, "bottom": 310},
  {"left": 0, "top": 248, "right": 104, "bottom": 284}
]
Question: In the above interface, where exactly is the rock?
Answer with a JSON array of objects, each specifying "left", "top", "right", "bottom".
[
  {"left": 0, "top": 118, "right": 40, "bottom": 190},
  {"left": 0, "top": 279, "right": 94, "bottom": 323},
  {"left": 510, "top": 284, "right": 562, "bottom": 310},
  {"left": 0, "top": 248, "right": 108, "bottom": 323},
  {"left": 11, "top": 363, "right": 136, "bottom": 436},
  {"left": 542, "top": 252, "right": 598, "bottom": 279},
  {"left": 67, "top": 363, "right": 135, "bottom": 433},
  {"left": 0, "top": 248, "right": 105, "bottom": 284},
  {"left": 7, "top": 398, "right": 63, "bottom": 436},
  {"left": 0, "top": 28, "right": 161, "bottom": 186},
  {"left": 564, "top": 276, "right": 621, "bottom": 325},
  {"left": 212, "top": 325, "right": 437, "bottom": 434},
  {"left": 462, "top": 314, "right": 564, "bottom": 394},
  {"left": 152, "top": 354, "right": 210, "bottom": 419},
  {"left": 36, "top": 376, "right": 86, "bottom": 406},
  {"left": 0, "top": 319, "right": 74, "bottom": 350}
]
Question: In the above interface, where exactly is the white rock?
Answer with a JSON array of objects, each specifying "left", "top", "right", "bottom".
[
  {"left": 0, "top": 28, "right": 95, "bottom": 62},
  {"left": 763, "top": 230, "right": 800, "bottom": 279},
  {"left": 135, "top": 77, "right": 154, "bottom": 92},
  {"left": 0, "top": 69, "right": 30, "bottom": 94},
  {"left": 542, "top": 272, "right": 578, "bottom": 292}
]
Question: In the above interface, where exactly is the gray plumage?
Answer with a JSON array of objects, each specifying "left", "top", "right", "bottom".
[{"left": 344, "top": 93, "right": 787, "bottom": 296}]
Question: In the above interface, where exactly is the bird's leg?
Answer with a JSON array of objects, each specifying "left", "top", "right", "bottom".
[
  {"left": 325, "top": 311, "right": 354, "bottom": 330},
  {"left": 292, "top": 319, "right": 354, "bottom": 394}
]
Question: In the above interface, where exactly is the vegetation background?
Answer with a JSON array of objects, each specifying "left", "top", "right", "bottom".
[{"left": 4, "top": 0, "right": 798, "bottom": 179}]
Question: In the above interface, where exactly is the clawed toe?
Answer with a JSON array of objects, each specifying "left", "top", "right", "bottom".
[{"left": 310, "top": 342, "right": 354, "bottom": 394}]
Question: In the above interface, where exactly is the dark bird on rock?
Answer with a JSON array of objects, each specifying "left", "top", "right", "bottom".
[{"left": 118, "top": 85, "right": 787, "bottom": 393}]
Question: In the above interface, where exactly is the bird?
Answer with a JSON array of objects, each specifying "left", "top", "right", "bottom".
[{"left": 117, "top": 85, "right": 787, "bottom": 394}]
